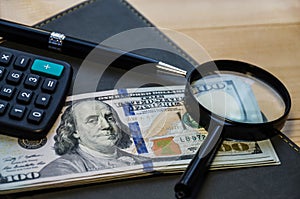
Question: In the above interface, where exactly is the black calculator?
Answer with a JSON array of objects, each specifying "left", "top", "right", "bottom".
[{"left": 0, "top": 46, "right": 72, "bottom": 139}]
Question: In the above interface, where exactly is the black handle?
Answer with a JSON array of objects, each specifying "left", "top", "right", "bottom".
[{"left": 174, "top": 125, "right": 223, "bottom": 198}]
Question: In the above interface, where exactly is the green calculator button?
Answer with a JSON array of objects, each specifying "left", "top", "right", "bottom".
[{"left": 31, "top": 59, "right": 64, "bottom": 77}]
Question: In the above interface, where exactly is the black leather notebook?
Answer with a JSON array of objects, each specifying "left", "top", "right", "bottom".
[{"left": 2, "top": 0, "right": 300, "bottom": 198}]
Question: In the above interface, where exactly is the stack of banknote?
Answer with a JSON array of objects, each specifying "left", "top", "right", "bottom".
[{"left": 0, "top": 84, "right": 279, "bottom": 194}]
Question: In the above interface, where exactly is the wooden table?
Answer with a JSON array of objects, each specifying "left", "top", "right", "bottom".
[{"left": 0, "top": 0, "right": 299, "bottom": 146}]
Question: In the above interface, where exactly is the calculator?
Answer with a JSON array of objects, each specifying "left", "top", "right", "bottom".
[{"left": 0, "top": 46, "right": 72, "bottom": 139}]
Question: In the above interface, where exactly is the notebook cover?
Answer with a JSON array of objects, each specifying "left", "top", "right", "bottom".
[{"left": 2, "top": 0, "right": 300, "bottom": 198}]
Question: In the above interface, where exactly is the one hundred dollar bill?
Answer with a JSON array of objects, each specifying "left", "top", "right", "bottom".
[
  {"left": 0, "top": 85, "right": 279, "bottom": 194},
  {"left": 191, "top": 74, "right": 263, "bottom": 123}
]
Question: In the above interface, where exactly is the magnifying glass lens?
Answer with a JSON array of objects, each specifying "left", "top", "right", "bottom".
[{"left": 191, "top": 71, "right": 286, "bottom": 124}]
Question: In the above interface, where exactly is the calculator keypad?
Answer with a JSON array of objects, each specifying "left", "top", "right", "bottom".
[{"left": 0, "top": 46, "right": 72, "bottom": 139}]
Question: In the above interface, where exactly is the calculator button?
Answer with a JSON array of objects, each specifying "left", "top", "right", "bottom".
[
  {"left": 14, "top": 56, "right": 30, "bottom": 70},
  {"left": 28, "top": 109, "right": 44, "bottom": 124},
  {"left": 17, "top": 89, "right": 34, "bottom": 104},
  {"left": 31, "top": 59, "right": 64, "bottom": 78},
  {"left": 0, "top": 66, "right": 6, "bottom": 80},
  {"left": 42, "top": 78, "right": 57, "bottom": 93},
  {"left": 0, "top": 85, "right": 16, "bottom": 100},
  {"left": 9, "top": 105, "right": 26, "bottom": 120},
  {"left": 6, "top": 70, "right": 23, "bottom": 85},
  {"left": 24, "top": 74, "right": 40, "bottom": 89},
  {"left": 35, "top": 94, "right": 51, "bottom": 108},
  {"left": 0, "top": 101, "right": 9, "bottom": 115},
  {"left": 0, "top": 52, "right": 13, "bottom": 65}
]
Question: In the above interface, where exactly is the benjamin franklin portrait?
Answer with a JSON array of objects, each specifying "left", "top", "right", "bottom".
[{"left": 40, "top": 99, "right": 147, "bottom": 177}]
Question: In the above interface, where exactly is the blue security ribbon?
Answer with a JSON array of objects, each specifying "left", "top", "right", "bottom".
[{"left": 118, "top": 89, "right": 153, "bottom": 171}]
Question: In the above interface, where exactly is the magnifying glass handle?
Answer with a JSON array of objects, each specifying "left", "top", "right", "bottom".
[{"left": 174, "top": 125, "right": 223, "bottom": 198}]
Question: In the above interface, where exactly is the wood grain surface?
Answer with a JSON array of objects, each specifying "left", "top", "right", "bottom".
[{"left": 0, "top": 0, "right": 299, "bottom": 146}]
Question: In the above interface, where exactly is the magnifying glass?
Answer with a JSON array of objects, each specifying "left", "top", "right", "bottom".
[{"left": 170, "top": 60, "right": 291, "bottom": 198}]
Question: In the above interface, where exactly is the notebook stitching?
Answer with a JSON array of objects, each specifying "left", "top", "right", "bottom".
[
  {"left": 35, "top": 0, "right": 96, "bottom": 28},
  {"left": 278, "top": 134, "right": 300, "bottom": 153},
  {"left": 120, "top": 0, "right": 197, "bottom": 66}
]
